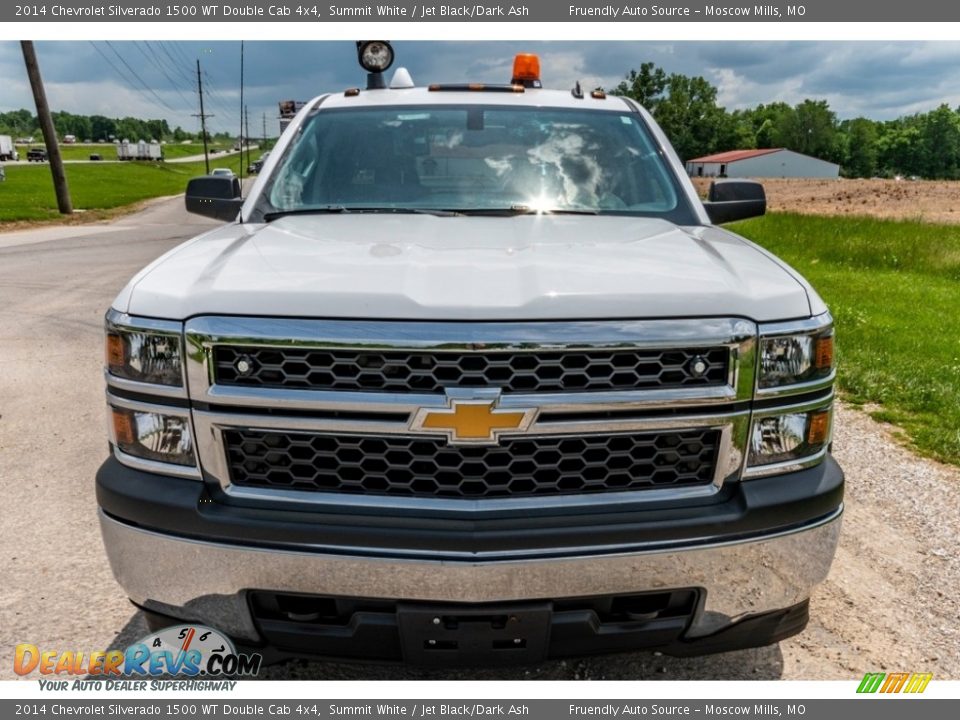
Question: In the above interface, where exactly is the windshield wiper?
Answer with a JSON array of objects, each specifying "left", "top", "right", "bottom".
[
  {"left": 263, "top": 206, "right": 459, "bottom": 221},
  {"left": 263, "top": 205, "right": 350, "bottom": 220},
  {"left": 449, "top": 205, "right": 600, "bottom": 217}
]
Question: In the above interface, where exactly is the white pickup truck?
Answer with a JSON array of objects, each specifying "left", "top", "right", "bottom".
[{"left": 97, "top": 44, "right": 842, "bottom": 666}]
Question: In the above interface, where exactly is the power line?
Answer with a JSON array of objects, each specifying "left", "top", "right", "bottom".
[
  {"left": 156, "top": 41, "right": 196, "bottom": 85},
  {"left": 133, "top": 41, "right": 194, "bottom": 108},
  {"left": 168, "top": 41, "right": 194, "bottom": 71},
  {"left": 88, "top": 41, "right": 176, "bottom": 119},
  {"left": 202, "top": 71, "right": 236, "bottom": 116},
  {"left": 141, "top": 41, "right": 195, "bottom": 93},
  {"left": 199, "top": 73, "right": 238, "bottom": 136},
  {"left": 103, "top": 41, "right": 178, "bottom": 113}
]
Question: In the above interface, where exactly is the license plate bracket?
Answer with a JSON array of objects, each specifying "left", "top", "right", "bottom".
[{"left": 397, "top": 602, "right": 552, "bottom": 666}]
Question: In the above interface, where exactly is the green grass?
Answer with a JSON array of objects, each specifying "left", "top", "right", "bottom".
[
  {"left": 0, "top": 160, "right": 212, "bottom": 222},
  {"left": 0, "top": 144, "right": 254, "bottom": 224},
  {"left": 732, "top": 213, "right": 960, "bottom": 465}
]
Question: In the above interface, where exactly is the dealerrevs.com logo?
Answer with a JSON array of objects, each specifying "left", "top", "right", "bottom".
[{"left": 15, "top": 625, "right": 262, "bottom": 678}]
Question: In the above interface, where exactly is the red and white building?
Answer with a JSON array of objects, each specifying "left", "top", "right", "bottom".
[{"left": 686, "top": 148, "right": 840, "bottom": 179}]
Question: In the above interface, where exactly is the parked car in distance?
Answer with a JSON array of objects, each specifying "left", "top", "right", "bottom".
[
  {"left": 248, "top": 151, "right": 270, "bottom": 175},
  {"left": 210, "top": 168, "right": 236, "bottom": 179},
  {"left": 89, "top": 154, "right": 102, "bottom": 161},
  {"left": 27, "top": 148, "right": 47, "bottom": 162}
]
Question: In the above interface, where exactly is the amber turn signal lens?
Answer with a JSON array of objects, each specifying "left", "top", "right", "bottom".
[
  {"left": 111, "top": 408, "right": 135, "bottom": 446},
  {"left": 807, "top": 411, "right": 831, "bottom": 446},
  {"left": 511, "top": 53, "right": 540, "bottom": 82},
  {"left": 814, "top": 335, "right": 834, "bottom": 370},
  {"left": 106, "top": 333, "right": 125, "bottom": 369}
]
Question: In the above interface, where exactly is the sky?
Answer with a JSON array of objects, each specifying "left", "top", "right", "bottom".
[{"left": 2, "top": 40, "right": 960, "bottom": 137}]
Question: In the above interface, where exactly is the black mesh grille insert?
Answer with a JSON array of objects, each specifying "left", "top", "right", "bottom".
[
  {"left": 223, "top": 428, "right": 720, "bottom": 499},
  {"left": 213, "top": 346, "right": 729, "bottom": 394}
]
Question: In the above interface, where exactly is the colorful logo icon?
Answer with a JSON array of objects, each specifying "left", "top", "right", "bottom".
[{"left": 856, "top": 672, "right": 933, "bottom": 694}]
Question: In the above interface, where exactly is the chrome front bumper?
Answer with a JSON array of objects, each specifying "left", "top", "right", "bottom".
[{"left": 99, "top": 507, "right": 842, "bottom": 643}]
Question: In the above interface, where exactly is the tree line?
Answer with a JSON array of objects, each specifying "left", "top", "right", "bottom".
[
  {"left": 613, "top": 62, "right": 960, "bottom": 179},
  {"left": 0, "top": 109, "right": 232, "bottom": 144}
]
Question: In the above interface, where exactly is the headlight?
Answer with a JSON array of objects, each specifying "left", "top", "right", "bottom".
[
  {"left": 758, "top": 329, "right": 833, "bottom": 390},
  {"left": 111, "top": 406, "right": 195, "bottom": 466},
  {"left": 106, "top": 328, "right": 183, "bottom": 386},
  {"left": 748, "top": 406, "right": 832, "bottom": 470}
]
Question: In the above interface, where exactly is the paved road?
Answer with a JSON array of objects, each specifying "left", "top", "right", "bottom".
[
  {"left": 1, "top": 199, "right": 956, "bottom": 681},
  {"left": 0, "top": 199, "right": 218, "bottom": 679}
]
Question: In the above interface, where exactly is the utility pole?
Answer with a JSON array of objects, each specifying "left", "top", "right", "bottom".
[
  {"left": 20, "top": 41, "right": 72, "bottom": 214},
  {"left": 262, "top": 113, "right": 267, "bottom": 149},
  {"left": 244, "top": 106, "right": 251, "bottom": 176},
  {"left": 238, "top": 40, "right": 244, "bottom": 180},
  {"left": 193, "top": 59, "right": 213, "bottom": 174}
]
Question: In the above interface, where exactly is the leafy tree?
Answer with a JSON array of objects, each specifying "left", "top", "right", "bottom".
[
  {"left": 743, "top": 102, "right": 795, "bottom": 148},
  {"left": 89, "top": 115, "right": 116, "bottom": 141},
  {"left": 614, "top": 65, "right": 730, "bottom": 160},
  {"left": 840, "top": 118, "right": 878, "bottom": 178},
  {"left": 715, "top": 109, "right": 757, "bottom": 152},
  {"left": 614, "top": 63, "right": 668, "bottom": 113},
  {"left": 876, "top": 119, "right": 924, "bottom": 177},
  {"left": 779, "top": 99, "right": 839, "bottom": 161},
  {"left": 653, "top": 73, "right": 730, "bottom": 161},
  {"left": 918, "top": 104, "right": 960, "bottom": 179},
  {"left": 0, "top": 109, "right": 38, "bottom": 136}
]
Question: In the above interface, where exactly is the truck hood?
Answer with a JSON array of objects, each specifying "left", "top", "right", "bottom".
[{"left": 121, "top": 214, "right": 811, "bottom": 321}]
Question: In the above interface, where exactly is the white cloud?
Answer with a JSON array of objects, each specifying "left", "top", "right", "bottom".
[{"left": 4, "top": 41, "right": 960, "bottom": 127}]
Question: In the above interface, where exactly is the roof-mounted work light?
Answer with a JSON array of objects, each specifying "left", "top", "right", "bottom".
[{"left": 357, "top": 41, "right": 395, "bottom": 89}]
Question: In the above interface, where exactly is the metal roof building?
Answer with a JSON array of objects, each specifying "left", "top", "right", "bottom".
[{"left": 686, "top": 148, "right": 840, "bottom": 179}]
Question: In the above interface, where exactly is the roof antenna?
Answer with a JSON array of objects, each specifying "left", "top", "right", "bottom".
[{"left": 571, "top": 81, "right": 583, "bottom": 99}]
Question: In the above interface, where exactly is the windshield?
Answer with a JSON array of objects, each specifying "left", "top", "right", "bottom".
[{"left": 253, "top": 104, "right": 697, "bottom": 222}]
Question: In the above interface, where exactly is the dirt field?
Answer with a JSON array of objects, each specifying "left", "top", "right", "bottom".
[{"left": 692, "top": 177, "right": 960, "bottom": 224}]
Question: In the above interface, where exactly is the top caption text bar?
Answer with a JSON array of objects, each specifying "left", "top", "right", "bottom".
[{"left": 5, "top": 1, "right": 959, "bottom": 23}]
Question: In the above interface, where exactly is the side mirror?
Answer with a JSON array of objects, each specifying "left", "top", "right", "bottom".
[
  {"left": 703, "top": 179, "right": 766, "bottom": 224},
  {"left": 185, "top": 176, "right": 243, "bottom": 221}
]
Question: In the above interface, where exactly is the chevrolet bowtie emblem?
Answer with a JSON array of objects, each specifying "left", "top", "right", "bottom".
[{"left": 410, "top": 394, "right": 538, "bottom": 446}]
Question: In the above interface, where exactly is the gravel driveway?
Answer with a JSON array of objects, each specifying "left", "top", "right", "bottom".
[{"left": 1, "top": 198, "right": 957, "bottom": 680}]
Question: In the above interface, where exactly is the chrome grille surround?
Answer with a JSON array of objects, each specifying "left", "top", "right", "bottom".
[
  {"left": 185, "top": 317, "right": 757, "bottom": 512},
  {"left": 212, "top": 345, "right": 730, "bottom": 394}
]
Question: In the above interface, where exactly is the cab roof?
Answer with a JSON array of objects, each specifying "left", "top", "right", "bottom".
[{"left": 317, "top": 85, "right": 634, "bottom": 112}]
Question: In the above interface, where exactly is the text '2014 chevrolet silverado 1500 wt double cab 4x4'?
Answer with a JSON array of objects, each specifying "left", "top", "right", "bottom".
[{"left": 96, "top": 44, "right": 843, "bottom": 667}]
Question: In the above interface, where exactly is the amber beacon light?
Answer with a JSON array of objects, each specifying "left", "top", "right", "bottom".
[{"left": 511, "top": 53, "right": 542, "bottom": 88}]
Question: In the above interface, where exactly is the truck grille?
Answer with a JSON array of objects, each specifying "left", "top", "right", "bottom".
[
  {"left": 213, "top": 346, "right": 729, "bottom": 395},
  {"left": 222, "top": 428, "right": 720, "bottom": 499}
]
